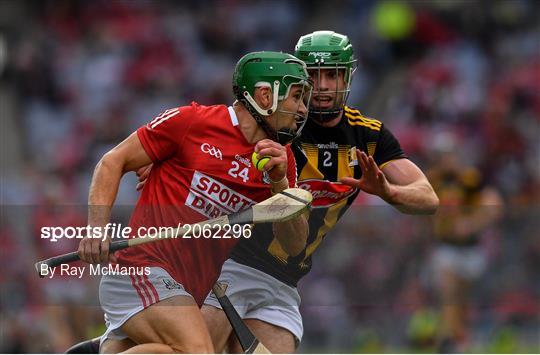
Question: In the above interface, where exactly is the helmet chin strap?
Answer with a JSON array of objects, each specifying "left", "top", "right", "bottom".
[
  {"left": 309, "top": 108, "right": 342, "bottom": 122},
  {"left": 233, "top": 83, "right": 279, "bottom": 142},
  {"left": 276, "top": 128, "right": 296, "bottom": 144},
  {"left": 257, "top": 118, "right": 298, "bottom": 145},
  {"left": 247, "top": 109, "right": 298, "bottom": 145},
  {"left": 235, "top": 93, "right": 284, "bottom": 143}
]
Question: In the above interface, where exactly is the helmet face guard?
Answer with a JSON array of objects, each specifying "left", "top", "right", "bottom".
[
  {"left": 233, "top": 51, "right": 313, "bottom": 144},
  {"left": 294, "top": 31, "right": 357, "bottom": 122},
  {"left": 273, "top": 79, "right": 312, "bottom": 144},
  {"left": 308, "top": 60, "right": 356, "bottom": 122}
]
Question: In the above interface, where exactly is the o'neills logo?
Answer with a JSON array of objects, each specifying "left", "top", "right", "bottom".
[
  {"left": 235, "top": 154, "right": 251, "bottom": 168},
  {"left": 297, "top": 179, "right": 357, "bottom": 208},
  {"left": 186, "top": 171, "right": 256, "bottom": 218}
]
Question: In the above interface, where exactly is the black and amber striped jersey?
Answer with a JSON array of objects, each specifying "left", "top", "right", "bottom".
[{"left": 230, "top": 106, "right": 407, "bottom": 287}]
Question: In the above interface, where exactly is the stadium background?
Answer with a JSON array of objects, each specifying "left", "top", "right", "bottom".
[{"left": 0, "top": 0, "right": 538, "bottom": 353}]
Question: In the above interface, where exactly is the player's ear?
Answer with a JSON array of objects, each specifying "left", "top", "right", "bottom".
[{"left": 253, "top": 86, "right": 272, "bottom": 110}]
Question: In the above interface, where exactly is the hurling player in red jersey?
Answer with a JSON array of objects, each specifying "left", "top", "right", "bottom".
[{"left": 76, "top": 51, "right": 312, "bottom": 353}]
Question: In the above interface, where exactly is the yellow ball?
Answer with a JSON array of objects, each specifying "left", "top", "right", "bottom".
[{"left": 252, "top": 152, "right": 271, "bottom": 171}]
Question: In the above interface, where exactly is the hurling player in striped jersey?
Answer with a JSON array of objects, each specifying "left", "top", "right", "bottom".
[{"left": 200, "top": 31, "right": 439, "bottom": 353}]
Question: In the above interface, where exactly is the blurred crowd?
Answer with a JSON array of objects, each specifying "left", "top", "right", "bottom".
[{"left": 1, "top": 0, "right": 538, "bottom": 353}]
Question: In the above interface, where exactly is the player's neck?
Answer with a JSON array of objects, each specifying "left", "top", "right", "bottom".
[{"left": 233, "top": 103, "right": 268, "bottom": 144}]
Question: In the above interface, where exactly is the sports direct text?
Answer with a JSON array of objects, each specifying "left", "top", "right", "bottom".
[{"left": 40, "top": 222, "right": 251, "bottom": 242}]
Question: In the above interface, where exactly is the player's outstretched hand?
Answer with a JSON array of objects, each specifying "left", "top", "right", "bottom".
[
  {"left": 136, "top": 164, "right": 153, "bottom": 191},
  {"left": 254, "top": 139, "right": 287, "bottom": 182},
  {"left": 340, "top": 149, "right": 393, "bottom": 199}
]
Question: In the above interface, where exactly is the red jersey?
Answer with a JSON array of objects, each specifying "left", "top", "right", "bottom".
[{"left": 116, "top": 102, "right": 297, "bottom": 305}]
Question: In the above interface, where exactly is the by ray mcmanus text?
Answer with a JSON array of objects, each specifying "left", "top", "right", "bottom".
[{"left": 40, "top": 263, "right": 151, "bottom": 279}]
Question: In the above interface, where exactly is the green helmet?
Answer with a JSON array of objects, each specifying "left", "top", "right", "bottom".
[
  {"left": 294, "top": 31, "right": 357, "bottom": 121},
  {"left": 233, "top": 51, "right": 312, "bottom": 144}
]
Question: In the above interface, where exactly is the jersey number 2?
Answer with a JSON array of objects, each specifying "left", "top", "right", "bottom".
[{"left": 323, "top": 151, "right": 333, "bottom": 167}]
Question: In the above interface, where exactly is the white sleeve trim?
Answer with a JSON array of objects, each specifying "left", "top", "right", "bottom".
[{"left": 228, "top": 106, "right": 239, "bottom": 126}]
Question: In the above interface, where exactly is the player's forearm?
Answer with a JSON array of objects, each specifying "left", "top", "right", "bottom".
[
  {"left": 273, "top": 214, "right": 308, "bottom": 256},
  {"left": 88, "top": 152, "right": 124, "bottom": 227},
  {"left": 384, "top": 180, "right": 439, "bottom": 215}
]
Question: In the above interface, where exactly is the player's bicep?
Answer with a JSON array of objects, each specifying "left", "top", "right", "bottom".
[
  {"left": 107, "top": 132, "right": 153, "bottom": 173},
  {"left": 382, "top": 159, "right": 428, "bottom": 186}
]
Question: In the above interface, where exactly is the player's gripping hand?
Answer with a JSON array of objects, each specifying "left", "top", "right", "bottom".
[
  {"left": 340, "top": 149, "right": 393, "bottom": 199},
  {"left": 136, "top": 164, "right": 153, "bottom": 191},
  {"left": 77, "top": 228, "right": 117, "bottom": 264},
  {"left": 254, "top": 139, "right": 287, "bottom": 182}
]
